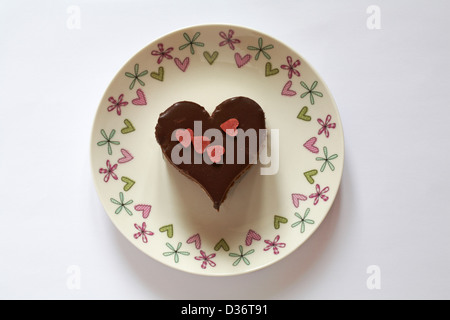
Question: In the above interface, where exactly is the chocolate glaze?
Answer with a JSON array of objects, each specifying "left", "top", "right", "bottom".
[{"left": 155, "top": 97, "right": 266, "bottom": 210}]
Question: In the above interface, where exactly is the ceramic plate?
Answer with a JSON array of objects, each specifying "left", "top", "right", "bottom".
[{"left": 90, "top": 24, "right": 344, "bottom": 276}]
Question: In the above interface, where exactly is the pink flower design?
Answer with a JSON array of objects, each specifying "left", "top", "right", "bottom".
[
  {"left": 281, "top": 56, "right": 301, "bottom": 79},
  {"left": 151, "top": 43, "right": 174, "bottom": 64},
  {"left": 219, "top": 29, "right": 240, "bottom": 50},
  {"left": 195, "top": 250, "right": 216, "bottom": 269},
  {"left": 309, "top": 184, "right": 330, "bottom": 205},
  {"left": 107, "top": 94, "right": 128, "bottom": 116},
  {"left": 264, "top": 235, "right": 286, "bottom": 255},
  {"left": 317, "top": 115, "right": 336, "bottom": 138},
  {"left": 99, "top": 160, "right": 118, "bottom": 182},
  {"left": 133, "top": 222, "right": 154, "bottom": 243}
]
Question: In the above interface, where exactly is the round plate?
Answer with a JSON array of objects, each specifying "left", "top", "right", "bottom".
[{"left": 90, "top": 24, "right": 344, "bottom": 276}]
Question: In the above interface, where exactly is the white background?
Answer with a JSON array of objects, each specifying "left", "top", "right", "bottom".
[{"left": 1, "top": 0, "right": 449, "bottom": 300}]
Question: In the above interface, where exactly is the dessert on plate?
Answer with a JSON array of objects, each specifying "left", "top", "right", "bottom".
[{"left": 155, "top": 96, "right": 266, "bottom": 210}]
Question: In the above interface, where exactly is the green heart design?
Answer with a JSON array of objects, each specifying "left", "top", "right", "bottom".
[
  {"left": 121, "top": 176, "right": 135, "bottom": 191},
  {"left": 150, "top": 66, "right": 164, "bottom": 81},
  {"left": 121, "top": 119, "right": 135, "bottom": 134},
  {"left": 159, "top": 224, "right": 174, "bottom": 238},
  {"left": 297, "top": 106, "right": 311, "bottom": 121},
  {"left": 214, "top": 238, "right": 230, "bottom": 252},
  {"left": 203, "top": 51, "right": 219, "bottom": 65},
  {"left": 304, "top": 169, "right": 318, "bottom": 184},
  {"left": 265, "top": 62, "right": 279, "bottom": 76},
  {"left": 274, "top": 215, "right": 288, "bottom": 229}
]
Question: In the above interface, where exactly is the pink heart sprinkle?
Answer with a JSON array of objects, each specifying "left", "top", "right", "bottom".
[
  {"left": 220, "top": 118, "right": 239, "bottom": 137},
  {"left": 193, "top": 136, "right": 211, "bottom": 154},
  {"left": 175, "top": 128, "right": 194, "bottom": 148},
  {"left": 206, "top": 145, "right": 225, "bottom": 163}
]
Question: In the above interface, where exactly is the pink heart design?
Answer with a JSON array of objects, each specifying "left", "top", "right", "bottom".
[
  {"left": 186, "top": 233, "right": 201, "bottom": 249},
  {"left": 193, "top": 135, "right": 211, "bottom": 154},
  {"left": 174, "top": 57, "right": 190, "bottom": 72},
  {"left": 303, "top": 137, "right": 319, "bottom": 153},
  {"left": 220, "top": 118, "right": 239, "bottom": 137},
  {"left": 118, "top": 148, "right": 134, "bottom": 164},
  {"left": 206, "top": 145, "right": 225, "bottom": 163},
  {"left": 292, "top": 193, "right": 307, "bottom": 208},
  {"left": 282, "top": 80, "right": 297, "bottom": 96},
  {"left": 132, "top": 88, "right": 147, "bottom": 105},
  {"left": 134, "top": 204, "right": 152, "bottom": 219},
  {"left": 234, "top": 53, "right": 252, "bottom": 68},
  {"left": 245, "top": 229, "right": 261, "bottom": 246},
  {"left": 175, "top": 128, "right": 194, "bottom": 148}
]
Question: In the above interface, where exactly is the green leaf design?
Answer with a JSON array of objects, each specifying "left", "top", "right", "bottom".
[
  {"left": 192, "top": 32, "right": 200, "bottom": 42},
  {"left": 110, "top": 192, "right": 133, "bottom": 216},
  {"left": 183, "top": 32, "right": 191, "bottom": 42},
  {"left": 97, "top": 129, "right": 120, "bottom": 155},
  {"left": 137, "top": 78, "right": 145, "bottom": 87},
  {"left": 129, "top": 79, "right": 136, "bottom": 90},
  {"left": 316, "top": 147, "right": 338, "bottom": 172},
  {"left": 179, "top": 32, "right": 204, "bottom": 55},
  {"left": 123, "top": 205, "right": 133, "bottom": 216},
  {"left": 299, "top": 81, "right": 323, "bottom": 105},
  {"left": 229, "top": 245, "right": 255, "bottom": 266},
  {"left": 110, "top": 198, "right": 121, "bottom": 205},
  {"left": 300, "top": 81, "right": 309, "bottom": 90},
  {"left": 163, "top": 242, "right": 190, "bottom": 263},
  {"left": 137, "top": 70, "right": 148, "bottom": 77},
  {"left": 313, "top": 91, "right": 323, "bottom": 97},
  {"left": 291, "top": 209, "right": 314, "bottom": 233},
  {"left": 125, "top": 64, "right": 148, "bottom": 90},
  {"left": 300, "top": 92, "right": 309, "bottom": 98},
  {"left": 178, "top": 43, "right": 190, "bottom": 50},
  {"left": 247, "top": 37, "right": 274, "bottom": 61},
  {"left": 101, "top": 129, "right": 108, "bottom": 139}
]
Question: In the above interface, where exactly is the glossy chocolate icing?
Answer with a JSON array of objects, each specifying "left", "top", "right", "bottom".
[{"left": 155, "top": 97, "right": 266, "bottom": 210}]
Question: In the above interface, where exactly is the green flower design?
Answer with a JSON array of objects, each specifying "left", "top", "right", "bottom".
[
  {"left": 316, "top": 147, "right": 338, "bottom": 172},
  {"left": 300, "top": 81, "right": 323, "bottom": 105},
  {"left": 247, "top": 37, "right": 274, "bottom": 61},
  {"left": 125, "top": 63, "right": 148, "bottom": 90},
  {"left": 110, "top": 192, "right": 133, "bottom": 215},
  {"left": 179, "top": 32, "right": 204, "bottom": 55},
  {"left": 291, "top": 208, "right": 314, "bottom": 233},
  {"left": 163, "top": 242, "right": 190, "bottom": 263},
  {"left": 229, "top": 245, "right": 255, "bottom": 266},
  {"left": 97, "top": 129, "right": 120, "bottom": 155}
]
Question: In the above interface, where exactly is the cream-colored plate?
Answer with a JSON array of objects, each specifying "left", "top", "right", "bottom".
[{"left": 90, "top": 24, "right": 344, "bottom": 276}]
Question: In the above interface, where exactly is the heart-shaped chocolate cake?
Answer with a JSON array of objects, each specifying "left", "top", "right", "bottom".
[{"left": 155, "top": 96, "right": 266, "bottom": 210}]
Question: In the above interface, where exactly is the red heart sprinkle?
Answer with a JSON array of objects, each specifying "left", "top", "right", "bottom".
[
  {"left": 193, "top": 136, "right": 211, "bottom": 154},
  {"left": 220, "top": 118, "right": 239, "bottom": 137},
  {"left": 206, "top": 145, "right": 225, "bottom": 163},
  {"left": 175, "top": 128, "right": 193, "bottom": 148}
]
